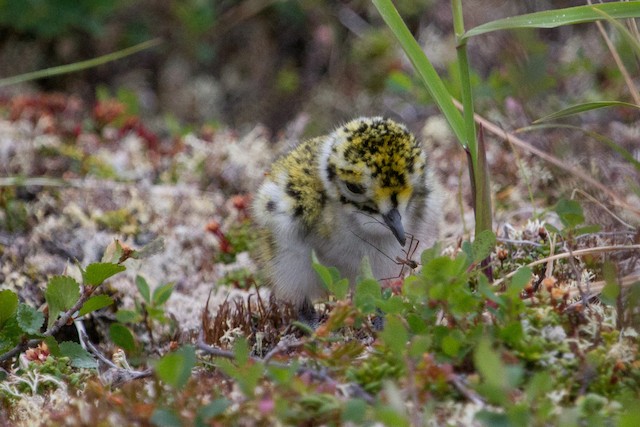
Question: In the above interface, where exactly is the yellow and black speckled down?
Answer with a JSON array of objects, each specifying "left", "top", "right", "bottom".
[
  {"left": 253, "top": 116, "right": 441, "bottom": 311},
  {"left": 268, "top": 137, "right": 326, "bottom": 228}
]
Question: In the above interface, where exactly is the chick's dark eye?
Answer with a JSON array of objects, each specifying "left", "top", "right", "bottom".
[{"left": 345, "top": 182, "right": 365, "bottom": 195}]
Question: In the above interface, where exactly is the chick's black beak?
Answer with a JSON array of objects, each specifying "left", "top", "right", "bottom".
[{"left": 383, "top": 208, "right": 406, "bottom": 246}]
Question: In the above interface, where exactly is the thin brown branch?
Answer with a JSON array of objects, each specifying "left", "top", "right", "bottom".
[
  {"left": 571, "top": 274, "right": 639, "bottom": 300},
  {"left": 545, "top": 233, "right": 557, "bottom": 279},
  {"left": 527, "top": 274, "right": 639, "bottom": 305},
  {"left": 571, "top": 188, "right": 636, "bottom": 230},
  {"left": 450, "top": 374, "right": 485, "bottom": 406},
  {"left": 196, "top": 333, "right": 375, "bottom": 404},
  {"left": 452, "top": 99, "right": 640, "bottom": 217},
  {"left": 0, "top": 286, "right": 96, "bottom": 363},
  {"left": 262, "top": 337, "right": 305, "bottom": 364},
  {"left": 562, "top": 240, "right": 589, "bottom": 306},
  {"left": 44, "top": 287, "right": 94, "bottom": 339},
  {"left": 588, "top": 0, "right": 640, "bottom": 104},
  {"left": 82, "top": 334, "right": 120, "bottom": 369},
  {"left": 493, "top": 244, "right": 640, "bottom": 287},
  {"left": 0, "top": 341, "right": 34, "bottom": 363},
  {"left": 83, "top": 332, "right": 152, "bottom": 386},
  {"left": 497, "top": 238, "right": 544, "bottom": 247}
]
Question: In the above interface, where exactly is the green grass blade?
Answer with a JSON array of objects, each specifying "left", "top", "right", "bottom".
[
  {"left": 452, "top": 0, "right": 478, "bottom": 164},
  {"left": 462, "top": 2, "right": 640, "bottom": 40},
  {"left": 0, "top": 38, "right": 162, "bottom": 88},
  {"left": 534, "top": 101, "right": 640, "bottom": 123},
  {"left": 518, "top": 123, "right": 640, "bottom": 172},
  {"left": 593, "top": 7, "right": 640, "bottom": 58},
  {"left": 372, "top": 0, "right": 466, "bottom": 146},
  {"left": 474, "top": 127, "right": 493, "bottom": 237}
]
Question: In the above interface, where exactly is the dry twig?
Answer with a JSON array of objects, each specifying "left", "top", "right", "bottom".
[
  {"left": 196, "top": 332, "right": 375, "bottom": 404},
  {"left": 493, "top": 244, "right": 640, "bottom": 288},
  {"left": 452, "top": 99, "right": 640, "bottom": 217}
]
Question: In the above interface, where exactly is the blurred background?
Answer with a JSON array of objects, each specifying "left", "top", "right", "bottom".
[
  {"left": 2, "top": 3, "right": 639, "bottom": 425},
  {"left": 1, "top": 0, "right": 635, "bottom": 136}
]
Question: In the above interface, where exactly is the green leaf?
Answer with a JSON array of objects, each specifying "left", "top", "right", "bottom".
[
  {"left": 402, "top": 275, "right": 426, "bottom": 299},
  {"left": 59, "top": 341, "right": 98, "bottom": 368},
  {"left": 544, "top": 223, "right": 561, "bottom": 235},
  {"left": 524, "top": 372, "right": 553, "bottom": 403},
  {"left": 267, "top": 363, "right": 297, "bottom": 384},
  {"left": 237, "top": 362, "right": 263, "bottom": 397},
  {"left": 101, "top": 239, "right": 125, "bottom": 263},
  {"left": 216, "top": 358, "right": 239, "bottom": 381},
  {"left": 0, "top": 289, "right": 19, "bottom": 328},
  {"left": 472, "top": 230, "right": 496, "bottom": 263},
  {"left": 45, "top": 276, "right": 81, "bottom": 329},
  {"left": 573, "top": 224, "right": 602, "bottom": 237},
  {"left": 619, "top": 406, "right": 640, "bottom": 427},
  {"left": 354, "top": 278, "right": 381, "bottom": 313},
  {"left": 499, "top": 321, "right": 525, "bottom": 348},
  {"left": 420, "top": 242, "right": 441, "bottom": 266},
  {"left": 16, "top": 304, "right": 44, "bottom": 335},
  {"left": 326, "top": 267, "right": 341, "bottom": 284},
  {"left": 195, "top": 399, "right": 231, "bottom": 426},
  {"left": 78, "top": 295, "right": 114, "bottom": 317},
  {"left": 423, "top": 255, "right": 468, "bottom": 286},
  {"left": 312, "top": 253, "right": 333, "bottom": 288},
  {"left": 44, "top": 336, "right": 60, "bottom": 356},
  {"left": 406, "top": 313, "right": 428, "bottom": 334},
  {"left": 135, "top": 275, "right": 151, "bottom": 304},
  {"left": 359, "top": 255, "right": 375, "bottom": 281},
  {"left": 375, "top": 404, "right": 411, "bottom": 427},
  {"left": 534, "top": 101, "right": 640, "bottom": 123},
  {"left": 0, "top": 317, "right": 21, "bottom": 351},
  {"left": 378, "top": 295, "right": 404, "bottom": 314},
  {"left": 554, "top": 199, "right": 584, "bottom": 229},
  {"left": 329, "top": 278, "right": 350, "bottom": 301},
  {"left": 442, "top": 332, "right": 462, "bottom": 357},
  {"left": 461, "top": 240, "right": 473, "bottom": 263},
  {"left": 474, "top": 338, "right": 506, "bottom": 388},
  {"left": 474, "top": 338, "right": 510, "bottom": 405},
  {"left": 234, "top": 337, "right": 250, "bottom": 366},
  {"left": 154, "top": 345, "right": 196, "bottom": 389},
  {"left": 152, "top": 282, "right": 174, "bottom": 307},
  {"left": 115, "top": 309, "right": 142, "bottom": 324},
  {"left": 600, "top": 262, "right": 620, "bottom": 306},
  {"left": 109, "top": 323, "right": 137, "bottom": 352},
  {"left": 147, "top": 306, "right": 168, "bottom": 323},
  {"left": 0, "top": 338, "right": 13, "bottom": 355},
  {"left": 510, "top": 267, "right": 532, "bottom": 292},
  {"left": 463, "top": 2, "right": 640, "bottom": 40},
  {"left": 315, "top": 251, "right": 350, "bottom": 299},
  {"left": 150, "top": 409, "right": 182, "bottom": 427},
  {"left": 82, "top": 262, "right": 126, "bottom": 287},
  {"left": 475, "top": 411, "right": 511, "bottom": 427},
  {"left": 342, "top": 398, "right": 368, "bottom": 424},
  {"left": 478, "top": 274, "right": 502, "bottom": 306},
  {"left": 408, "top": 335, "right": 431, "bottom": 359},
  {"left": 372, "top": 0, "right": 465, "bottom": 145},
  {"left": 380, "top": 315, "right": 408, "bottom": 356}
]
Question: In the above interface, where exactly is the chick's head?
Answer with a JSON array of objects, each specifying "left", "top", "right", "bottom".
[{"left": 319, "top": 117, "right": 426, "bottom": 245}]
